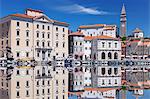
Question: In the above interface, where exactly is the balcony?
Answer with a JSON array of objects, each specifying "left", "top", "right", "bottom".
[
  {"left": 35, "top": 47, "right": 52, "bottom": 51},
  {"left": 35, "top": 74, "right": 52, "bottom": 79}
]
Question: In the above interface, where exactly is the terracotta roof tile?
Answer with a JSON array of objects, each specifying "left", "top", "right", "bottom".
[
  {"left": 10, "top": 14, "right": 35, "bottom": 19},
  {"left": 84, "top": 35, "right": 119, "bottom": 41},
  {"left": 26, "top": 8, "right": 43, "bottom": 13},
  {"left": 84, "top": 87, "right": 117, "bottom": 92},
  {"left": 69, "top": 31, "right": 84, "bottom": 36},
  {"left": 79, "top": 24, "right": 105, "bottom": 29}
]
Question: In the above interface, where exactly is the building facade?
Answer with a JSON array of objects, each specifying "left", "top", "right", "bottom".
[{"left": 0, "top": 8, "right": 69, "bottom": 61}]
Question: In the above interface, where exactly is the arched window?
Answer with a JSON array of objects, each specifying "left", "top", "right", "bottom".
[
  {"left": 108, "top": 52, "right": 112, "bottom": 59},
  {"left": 101, "top": 52, "right": 105, "bottom": 59},
  {"left": 42, "top": 67, "right": 45, "bottom": 76},
  {"left": 101, "top": 68, "right": 105, "bottom": 75},
  {"left": 108, "top": 68, "right": 112, "bottom": 75},
  {"left": 114, "top": 52, "right": 118, "bottom": 59},
  {"left": 75, "top": 55, "right": 78, "bottom": 59}
]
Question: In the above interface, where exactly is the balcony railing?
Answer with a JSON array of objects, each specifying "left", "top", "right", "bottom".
[{"left": 35, "top": 74, "right": 52, "bottom": 79}]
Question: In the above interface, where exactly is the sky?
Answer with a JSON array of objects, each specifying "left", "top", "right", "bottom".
[{"left": 0, "top": 0, "right": 150, "bottom": 37}]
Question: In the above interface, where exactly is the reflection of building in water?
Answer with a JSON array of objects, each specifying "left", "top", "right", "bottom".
[
  {"left": 125, "top": 68, "right": 149, "bottom": 83},
  {"left": 0, "top": 61, "right": 68, "bottom": 99}
]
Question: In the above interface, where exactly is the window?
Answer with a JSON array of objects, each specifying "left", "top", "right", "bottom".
[
  {"left": 16, "top": 39, "right": 20, "bottom": 46},
  {"left": 26, "top": 31, "right": 29, "bottom": 37},
  {"left": 56, "top": 42, "right": 58, "bottom": 47},
  {"left": 16, "top": 91, "right": 19, "bottom": 97},
  {"left": 42, "top": 89, "right": 44, "bottom": 95},
  {"left": 37, "top": 24, "right": 39, "bottom": 29},
  {"left": 109, "top": 42, "right": 111, "bottom": 48},
  {"left": 102, "top": 79, "right": 104, "bottom": 85},
  {"left": 102, "top": 42, "right": 105, "bottom": 48},
  {"left": 16, "top": 52, "right": 20, "bottom": 57},
  {"left": 47, "top": 41, "right": 50, "bottom": 47},
  {"left": 115, "top": 43, "right": 117, "bottom": 48},
  {"left": 63, "top": 95, "right": 65, "bottom": 99},
  {"left": 108, "top": 68, "right": 112, "bottom": 75},
  {"left": 48, "top": 26, "right": 50, "bottom": 30},
  {"left": 42, "top": 33, "right": 45, "bottom": 38},
  {"left": 115, "top": 79, "right": 117, "bottom": 84},
  {"left": 37, "top": 90, "right": 39, "bottom": 94},
  {"left": 56, "top": 33, "right": 58, "bottom": 39},
  {"left": 26, "top": 81, "right": 29, "bottom": 87},
  {"left": 56, "top": 27, "right": 58, "bottom": 31},
  {"left": 101, "top": 68, "right": 105, "bottom": 75},
  {"left": 63, "top": 79, "right": 65, "bottom": 85},
  {"left": 63, "top": 34, "right": 65, "bottom": 39},
  {"left": 48, "top": 89, "right": 50, "bottom": 94},
  {"left": 37, "top": 32, "right": 39, "bottom": 38},
  {"left": 1, "top": 41, "right": 3, "bottom": 45},
  {"left": 63, "top": 28, "right": 65, "bottom": 32},
  {"left": 63, "top": 42, "right": 65, "bottom": 48},
  {"left": 26, "top": 70, "right": 29, "bottom": 75},
  {"left": 114, "top": 52, "right": 118, "bottom": 59},
  {"left": 26, "top": 90, "right": 29, "bottom": 96},
  {"left": 37, "top": 81, "right": 39, "bottom": 86},
  {"left": 37, "top": 51, "right": 40, "bottom": 57},
  {"left": 26, "top": 40, "right": 29, "bottom": 46},
  {"left": 17, "top": 22, "right": 19, "bottom": 27},
  {"left": 17, "top": 30, "right": 20, "bottom": 36},
  {"left": 42, "top": 42, "right": 45, "bottom": 47},
  {"left": 48, "top": 33, "right": 50, "bottom": 38},
  {"left": 26, "top": 52, "right": 29, "bottom": 57},
  {"left": 63, "top": 53, "right": 65, "bottom": 57},
  {"left": 26, "top": 23, "right": 29, "bottom": 28},
  {"left": 108, "top": 79, "right": 111, "bottom": 84},
  {"left": 108, "top": 52, "right": 112, "bottom": 59},
  {"left": 37, "top": 41, "right": 39, "bottom": 46},
  {"left": 42, "top": 80, "right": 45, "bottom": 86},
  {"left": 101, "top": 52, "right": 105, "bottom": 59},
  {"left": 56, "top": 80, "right": 58, "bottom": 85},
  {"left": 42, "top": 25, "right": 44, "bottom": 29},
  {"left": 114, "top": 68, "right": 118, "bottom": 75},
  {"left": 17, "top": 81, "right": 19, "bottom": 87}
]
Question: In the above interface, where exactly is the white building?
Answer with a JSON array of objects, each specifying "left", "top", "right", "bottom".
[
  {"left": 133, "top": 28, "right": 144, "bottom": 38},
  {"left": 0, "top": 59, "right": 68, "bottom": 99},
  {"left": 0, "top": 8, "right": 69, "bottom": 61}
]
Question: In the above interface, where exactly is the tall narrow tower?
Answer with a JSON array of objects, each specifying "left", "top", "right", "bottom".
[{"left": 120, "top": 4, "right": 127, "bottom": 37}]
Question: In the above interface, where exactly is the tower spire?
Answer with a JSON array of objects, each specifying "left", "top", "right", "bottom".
[
  {"left": 121, "top": 4, "right": 126, "bottom": 14},
  {"left": 120, "top": 4, "right": 127, "bottom": 37}
]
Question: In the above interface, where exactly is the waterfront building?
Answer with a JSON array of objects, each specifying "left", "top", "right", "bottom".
[
  {"left": 0, "top": 8, "right": 69, "bottom": 61},
  {"left": 0, "top": 60, "right": 68, "bottom": 99}
]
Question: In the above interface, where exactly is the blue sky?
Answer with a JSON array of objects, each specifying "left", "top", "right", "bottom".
[{"left": 0, "top": 0, "right": 149, "bottom": 37}]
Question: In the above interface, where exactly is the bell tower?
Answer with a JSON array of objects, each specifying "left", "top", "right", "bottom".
[{"left": 120, "top": 4, "right": 127, "bottom": 37}]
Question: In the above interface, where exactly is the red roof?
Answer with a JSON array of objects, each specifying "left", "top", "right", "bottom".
[
  {"left": 69, "top": 31, "right": 84, "bottom": 36},
  {"left": 79, "top": 24, "right": 105, "bottom": 29},
  {"left": 84, "top": 35, "right": 119, "bottom": 41},
  {"left": 10, "top": 14, "right": 35, "bottom": 19},
  {"left": 26, "top": 8, "right": 43, "bottom": 13}
]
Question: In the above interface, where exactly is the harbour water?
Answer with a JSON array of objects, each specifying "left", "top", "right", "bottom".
[{"left": 69, "top": 90, "right": 150, "bottom": 99}]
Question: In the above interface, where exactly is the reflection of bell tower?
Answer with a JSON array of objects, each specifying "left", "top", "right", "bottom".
[{"left": 120, "top": 4, "right": 127, "bottom": 37}]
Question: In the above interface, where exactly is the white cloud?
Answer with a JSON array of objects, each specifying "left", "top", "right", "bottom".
[{"left": 57, "top": 4, "right": 113, "bottom": 15}]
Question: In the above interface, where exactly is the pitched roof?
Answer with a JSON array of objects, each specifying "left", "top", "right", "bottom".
[
  {"left": 103, "top": 26, "right": 115, "bottom": 30},
  {"left": 79, "top": 24, "right": 105, "bottom": 29},
  {"left": 53, "top": 20, "right": 69, "bottom": 26},
  {"left": 121, "top": 4, "right": 126, "bottom": 14},
  {"left": 84, "top": 87, "right": 117, "bottom": 92},
  {"left": 26, "top": 8, "right": 43, "bottom": 13},
  {"left": 133, "top": 28, "right": 143, "bottom": 33},
  {"left": 69, "top": 31, "right": 84, "bottom": 36},
  {"left": 84, "top": 35, "right": 119, "bottom": 41},
  {"left": 10, "top": 14, "right": 35, "bottom": 19}
]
